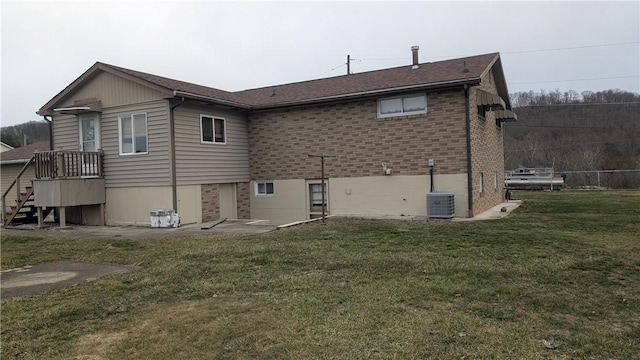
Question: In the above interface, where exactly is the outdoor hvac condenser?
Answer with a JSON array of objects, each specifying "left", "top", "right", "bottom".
[{"left": 427, "top": 191, "right": 455, "bottom": 219}]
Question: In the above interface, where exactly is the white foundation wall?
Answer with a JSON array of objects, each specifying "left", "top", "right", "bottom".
[
  {"left": 250, "top": 174, "right": 469, "bottom": 225},
  {"left": 105, "top": 187, "right": 173, "bottom": 226},
  {"left": 330, "top": 174, "right": 468, "bottom": 218},
  {"left": 250, "top": 179, "right": 308, "bottom": 225}
]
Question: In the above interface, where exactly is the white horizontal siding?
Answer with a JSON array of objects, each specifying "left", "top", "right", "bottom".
[{"left": 174, "top": 104, "right": 249, "bottom": 185}]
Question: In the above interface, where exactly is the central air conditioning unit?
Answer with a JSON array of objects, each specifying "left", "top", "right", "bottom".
[{"left": 427, "top": 191, "right": 455, "bottom": 219}]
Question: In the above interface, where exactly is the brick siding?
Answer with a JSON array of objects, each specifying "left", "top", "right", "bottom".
[
  {"left": 201, "top": 183, "right": 219, "bottom": 222},
  {"left": 236, "top": 182, "right": 251, "bottom": 219},
  {"left": 469, "top": 69, "right": 507, "bottom": 216},
  {"left": 249, "top": 89, "right": 468, "bottom": 180}
]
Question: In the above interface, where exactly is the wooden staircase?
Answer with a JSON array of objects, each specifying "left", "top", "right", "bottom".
[
  {"left": 3, "top": 185, "right": 53, "bottom": 226},
  {"left": 2, "top": 155, "right": 49, "bottom": 226}
]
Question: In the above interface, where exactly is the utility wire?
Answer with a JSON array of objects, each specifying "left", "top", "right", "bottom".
[
  {"left": 504, "top": 124, "right": 611, "bottom": 129},
  {"left": 509, "top": 75, "right": 639, "bottom": 86},
  {"left": 504, "top": 138, "right": 635, "bottom": 152},
  {"left": 316, "top": 41, "right": 639, "bottom": 79}
]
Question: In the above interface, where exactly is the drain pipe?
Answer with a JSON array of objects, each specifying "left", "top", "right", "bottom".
[
  {"left": 43, "top": 115, "right": 53, "bottom": 150},
  {"left": 169, "top": 98, "right": 185, "bottom": 212},
  {"left": 464, "top": 85, "right": 473, "bottom": 217}
]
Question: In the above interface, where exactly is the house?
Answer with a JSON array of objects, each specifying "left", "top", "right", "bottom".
[
  {"left": 4, "top": 47, "right": 516, "bottom": 227},
  {"left": 1, "top": 141, "right": 50, "bottom": 224},
  {"left": 1, "top": 142, "right": 15, "bottom": 153}
]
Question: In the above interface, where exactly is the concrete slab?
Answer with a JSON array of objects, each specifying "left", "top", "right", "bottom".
[
  {"left": 0, "top": 220, "right": 278, "bottom": 239},
  {"left": 453, "top": 200, "right": 523, "bottom": 221},
  {"left": 0, "top": 260, "right": 140, "bottom": 299}
]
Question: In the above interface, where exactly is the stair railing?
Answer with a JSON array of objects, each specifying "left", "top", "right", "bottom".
[{"left": 1, "top": 155, "right": 35, "bottom": 226}]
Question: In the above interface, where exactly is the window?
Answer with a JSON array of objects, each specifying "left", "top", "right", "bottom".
[
  {"left": 494, "top": 171, "right": 498, "bottom": 189},
  {"left": 378, "top": 94, "right": 427, "bottom": 118},
  {"left": 201, "top": 115, "right": 226, "bottom": 144},
  {"left": 309, "top": 183, "right": 327, "bottom": 212},
  {"left": 255, "top": 181, "right": 274, "bottom": 196},
  {"left": 119, "top": 113, "right": 147, "bottom": 155},
  {"left": 479, "top": 172, "right": 484, "bottom": 193}
]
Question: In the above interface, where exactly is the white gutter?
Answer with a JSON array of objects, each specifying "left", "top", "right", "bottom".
[
  {"left": 0, "top": 159, "right": 30, "bottom": 165},
  {"left": 172, "top": 91, "right": 249, "bottom": 108},
  {"left": 53, "top": 106, "right": 91, "bottom": 112}
]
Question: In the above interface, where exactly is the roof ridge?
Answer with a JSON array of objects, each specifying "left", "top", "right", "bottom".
[{"left": 236, "top": 52, "right": 500, "bottom": 93}]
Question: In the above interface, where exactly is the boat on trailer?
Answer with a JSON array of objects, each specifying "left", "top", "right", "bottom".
[{"left": 505, "top": 167, "right": 565, "bottom": 190}]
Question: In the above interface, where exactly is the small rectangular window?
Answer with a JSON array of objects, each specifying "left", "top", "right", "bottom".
[
  {"left": 479, "top": 172, "right": 484, "bottom": 193},
  {"left": 255, "top": 181, "right": 274, "bottom": 195},
  {"left": 119, "top": 113, "right": 148, "bottom": 155},
  {"left": 378, "top": 94, "right": 426, "bottom": 118},
  {"left": 201, "top": 115, "right": 226, "bottom": 144}
]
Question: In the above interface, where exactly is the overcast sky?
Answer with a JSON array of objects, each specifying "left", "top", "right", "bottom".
[{"left": 1, "top": 0, "right": 639, "bottom": 127}]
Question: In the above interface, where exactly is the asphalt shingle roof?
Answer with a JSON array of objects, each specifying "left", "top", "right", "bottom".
[
  {"left": 101, "top": 52, "right": 499, "bottom": 108},
  {"left": 0, "top": 141, "right": 50, "bottom": 162}
]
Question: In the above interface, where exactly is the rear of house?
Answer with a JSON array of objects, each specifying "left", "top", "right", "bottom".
[{"left": 17, "top": 47, "right": 515, "bottom": 227}]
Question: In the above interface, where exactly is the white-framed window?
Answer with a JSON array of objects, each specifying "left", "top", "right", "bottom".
[
  {"left": 479, "top": 172, "right": 484, "bottom": 193},
  {"left": 119, "top": 113, "right": 148, "bottom": 155},
  {"left": 255, "top": 181, "right": 274, "bottom": 196},
  {"left": 200, "top": 115, "right": 226, "bottom": 144},
  {"left": 378, "top": 94, "right": 427, "bottom": 118}
]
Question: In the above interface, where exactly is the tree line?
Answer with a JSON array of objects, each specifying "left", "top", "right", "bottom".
[
  {"left": 505, "top": 89, "right": 639, "bottom": 188},
  {"left": 509, "top": 88, "right": 640, "bottom": 107}
]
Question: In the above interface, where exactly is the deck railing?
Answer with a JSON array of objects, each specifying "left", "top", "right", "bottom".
[{"left": 34, "top": 150, "right": 104, "bottom": 179}]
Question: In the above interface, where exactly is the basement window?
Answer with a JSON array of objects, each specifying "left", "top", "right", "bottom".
[
  {"left": 200, "top": 115, "right": 226, "bottom": 144},
  {"left": 255, "top": 181, "right": 274, "bottom": 196},
  {"left": 378, "top": 94, "right": 427, "bottom": 118}
]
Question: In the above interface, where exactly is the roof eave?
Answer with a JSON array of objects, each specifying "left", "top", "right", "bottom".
[
  {"left": 172, "top": 90, "right": 251, "bottom": 109},
  {"left": 251, "top": 77, "right": 482, "bottom": 110},
  {"left": 38, "top": 62, "right": 174, "bottom": 116},
  {"left": 0, "top": 159, "right": 30, "bottom": 165}
]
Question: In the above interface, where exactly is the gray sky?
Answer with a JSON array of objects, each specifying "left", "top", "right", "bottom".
[{"left": 1, "top": 0, "right": 639, "bottom": 127}]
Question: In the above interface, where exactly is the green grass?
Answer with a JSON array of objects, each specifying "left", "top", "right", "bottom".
[{"left": 1, "top": 190, "right": 639, "bottom": 359}]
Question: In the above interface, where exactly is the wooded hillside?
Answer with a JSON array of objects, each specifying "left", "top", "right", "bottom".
[
  {"left": 505, "top": 89, "right": 640, "bottom": 188},
  {"left": 1, "top": 121, "right": 50, "bottom": 148}
]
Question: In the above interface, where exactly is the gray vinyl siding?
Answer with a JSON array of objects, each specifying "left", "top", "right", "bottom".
[
  {"left": 174, "top": 104, "right": 249, "bottom": 185},
  {"left": 52, "top": 114, "right": 80, "bottom": 151},
  {"left": 100, "top": 100, "right": 171, "bottom": 187},
  {"left": 59, "top": 71, "right": 166, "bottom": 108}
]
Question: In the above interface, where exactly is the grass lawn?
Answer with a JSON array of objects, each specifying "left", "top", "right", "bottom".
[{"left": 1, "top": 190, "right": 639, "bottom": 359}]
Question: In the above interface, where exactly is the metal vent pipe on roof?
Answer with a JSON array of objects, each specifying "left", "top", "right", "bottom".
[{"left": 411, "top": 46, "right": 420, "bottom": 68}]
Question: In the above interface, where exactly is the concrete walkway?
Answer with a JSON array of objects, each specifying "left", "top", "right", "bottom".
[{"left": 1, "top": 219, "right": 278, "bottom": 239}]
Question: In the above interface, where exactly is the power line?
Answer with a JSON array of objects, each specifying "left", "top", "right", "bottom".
[
  {"left": 502, "top": 41, "right": 639, "bottom": 55},
  {"left": 505, "top": 138, "right": 635, "bottom": 152},
  {"left": 509, "top": 75, "right": 639, "bottom": 86},
  {"left": 317, "top": 41, "right": 640, "bottom": 78},
  {"left": 504, "top": 124, "right": 611, "bottom": 129}
]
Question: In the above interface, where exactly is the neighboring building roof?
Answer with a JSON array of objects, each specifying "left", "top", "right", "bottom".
[
  {"left": 39, "top": 52, "right": 510, "bottom": 115},
  {"left": 1, "top": 142, "right": 15, "bottom": 152},
  {"left": 0, "top": 141, "right": 50, "bottom": 164}
]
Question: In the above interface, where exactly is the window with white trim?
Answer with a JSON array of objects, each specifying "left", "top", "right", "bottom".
[
  {"left": 255, "top": 181, "right": 274, "bottom": 195},
  {"left": 200, "top": 115, "right": 226, "bottom": 144},
  {"left": 119, "top": 113, "right": 148, "bottom": 155},
  {"left": 378, "top": 94, "right": 427, "bottom": 118}
]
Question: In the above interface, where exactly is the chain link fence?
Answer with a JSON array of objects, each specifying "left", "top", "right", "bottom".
[{"left": 560, "top": 170, "right": 640, "bottom": 189}]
